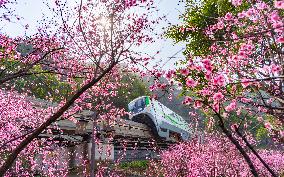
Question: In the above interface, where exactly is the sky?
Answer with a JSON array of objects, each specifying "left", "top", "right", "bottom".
[{"left": 1, "top": 0, "right": 186, "bottom": 70}]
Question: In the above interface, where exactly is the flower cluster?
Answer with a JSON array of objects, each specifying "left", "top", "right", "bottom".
[{"left": 148, "top": 135, "right": 284, "bottom": 177}]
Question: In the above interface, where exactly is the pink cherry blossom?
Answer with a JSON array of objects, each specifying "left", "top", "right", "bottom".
[
  {"left": 274, "top": 1, "right": 284, "bottom": 9},
  {"left": 216, "top": 20, "right": 224, "bottom": 29},
  {"left": 256, "top": 2, "right": 268, "bottom": 10},
  {"left": 194, "top": 100, "right": 202, "bottom": 108},
  {"left": 271, "top": 64, "right": 281, "bottom": 74},
  {"left": 202, "top": 59, "right": 211, "bottom": 66},
  {"left": 270, "top": 12, "right": 281, "bottom": 22},
  {"left": 276, "top": 36, "right": 284, "bottom": 43},
  {"left": 183, "top": 96, "right": 193, "bottom": 105},
  {"left": 180, "top": 68, "right": 189, "bottom": 76},
  {"left": 240, "top": 97, "right": 252, "bottom": 103},
  {"left": 241, "top": 79, "right": 251, "bottom": 88},
  {"left": 238, "top": 12, "right": 246, "bottom": 18},
  {"left": 186, "top": 78, "right": 197, "bottom": 87},
  {"left": 224, "top": 12, "right": 233, "bottom": 21},
  {"left": 230, "top": 0, "right": 242, "bottom": 6},
  {"left": 213, "top": 92, "right": 224, "bottom": 102},
  {"left": 280, "top": 130, "right": 284, "bottom": 138},
  {"left": 225, "top": 100, "right": 237, "bottom": 112},
  {"left": 257, "top": 117, "right": 264, "bottom": 122},
  {"left": 213, "top": 75, "right": 225, "bottom": 86},
  {"left": 264, "top": 122, "right": 272, "bottom": 130}
]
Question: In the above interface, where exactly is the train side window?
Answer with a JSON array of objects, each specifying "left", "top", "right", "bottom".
[
  {"left": 129, "top": 98, "right": 147, "bottom": 114},
  {"left": 129, "top": 101, "right": 141, "bottom": 113}
]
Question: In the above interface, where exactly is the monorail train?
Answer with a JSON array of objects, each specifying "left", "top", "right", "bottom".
[{"left": 128, "top": 96, "right": 192, "bottom": 141}]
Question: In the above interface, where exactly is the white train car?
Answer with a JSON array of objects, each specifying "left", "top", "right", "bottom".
[{"left": 128, "top": 96, "right": 192, "bottom": 141}]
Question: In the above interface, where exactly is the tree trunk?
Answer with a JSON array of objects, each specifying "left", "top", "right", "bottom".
[
  {"left": 90, "top": 114, "right": 98, "bottom": 177},
  {"left": 214, "top": 112, "right": 259, "bottom": 177},
  {"left": 235, "top": 129, "right": 278, "bottom": 177}
]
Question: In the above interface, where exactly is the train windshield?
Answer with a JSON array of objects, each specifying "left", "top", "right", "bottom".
[{"left": 128, "top": 97, "right": 146, "bottom": 114}]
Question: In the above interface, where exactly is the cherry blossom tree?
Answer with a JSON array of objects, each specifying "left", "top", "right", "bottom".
[
  {"left": 156, "top": 0, "right": 284, "bottom": 176},
  {"left": 0, "top": 0, "right": 157, "bottom": 175}
]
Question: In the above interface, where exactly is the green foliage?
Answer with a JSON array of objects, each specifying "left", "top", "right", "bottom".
[
  {"left": 119, "top": 160, "right": 148, "bottom": 170},
  {"left": 256, "top": 126, "right": 269, "bottom": 141},
  {"left": 11, "top": 64, "right": 72, "bottom": 102},
  {"left": 15, "top": 73, "right": 72, "bottom": 102},
  {"left": 1, "top": 53, "right": 149, "bottom": 108},
  {"left": 263, "top": 114, "right": 284, "bottom": 133},
  {"left": 0, "top": 54, "right": 72, "bottom": 102},
  {"left": 166, "top": 0, "right": 252, "bottom": 56},
  {"left": 112, "top": 74, "right": 151, "bottom": 110}
]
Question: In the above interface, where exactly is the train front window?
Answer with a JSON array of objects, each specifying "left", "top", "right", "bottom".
[
  {"left": 129, "top": 98, "right": 146, "bottom": 114},
  {"left": 128, "top": 102, "right": 135, "bottom": 113}
]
